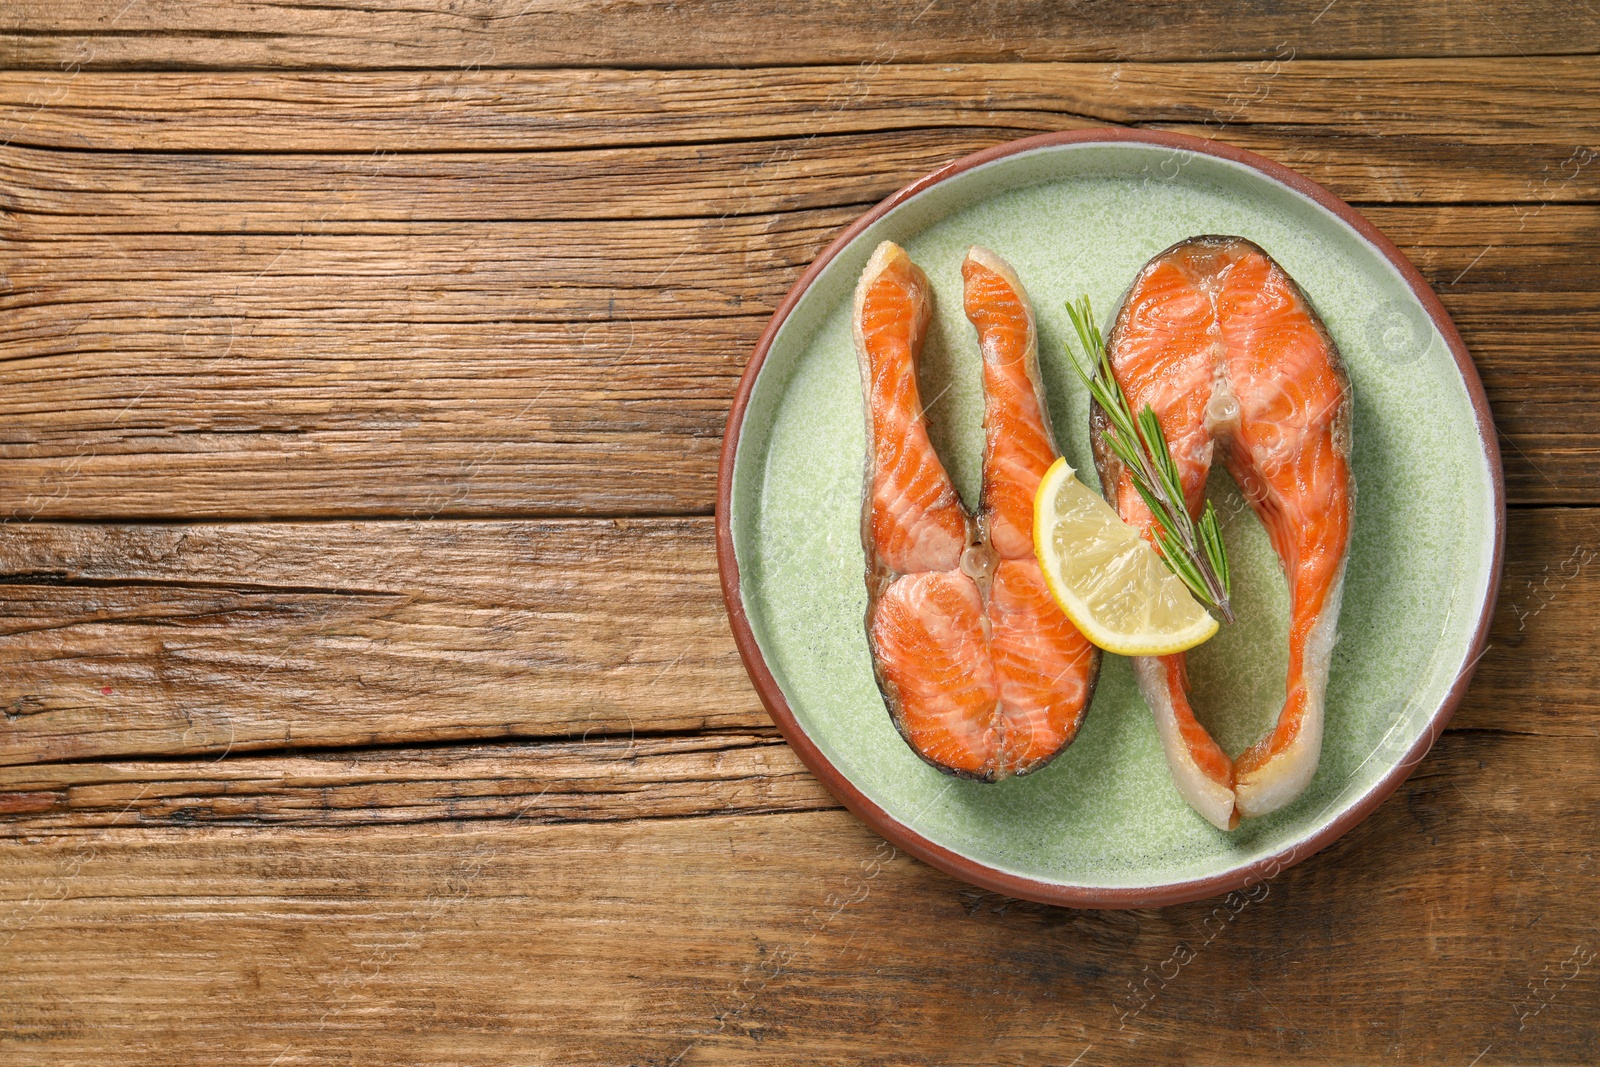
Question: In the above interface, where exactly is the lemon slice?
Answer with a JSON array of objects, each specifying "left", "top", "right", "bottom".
[{"left": 1033, "top": 456, "right": 1219, "bottom": 656}]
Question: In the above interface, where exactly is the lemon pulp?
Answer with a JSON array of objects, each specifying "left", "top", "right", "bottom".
[{"left": 1033, "top": 456, "right": 1219, "bottom": 656}]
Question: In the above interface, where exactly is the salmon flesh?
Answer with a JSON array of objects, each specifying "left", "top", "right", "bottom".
[
  {"left": 856, "top": 241, "right": 1101, "bottom": 780},
  {"left": 1092, "top": 236, "right": 1355, "bottom": 829}
]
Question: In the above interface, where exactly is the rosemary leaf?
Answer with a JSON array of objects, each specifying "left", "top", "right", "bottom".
[
  {"left": 1199, "top": 503, "right": 1231, "bottom": 595},
  {"left": 1137, "top": 407, "right": 1188, "bottom": 518},
  {"left": 1155, "top": 527, "right": 1208, "bottom": 600}
]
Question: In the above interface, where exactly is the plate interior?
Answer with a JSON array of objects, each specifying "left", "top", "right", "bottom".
[{"left": 730, "top": 142, "right": 1497, "bottom": 891}]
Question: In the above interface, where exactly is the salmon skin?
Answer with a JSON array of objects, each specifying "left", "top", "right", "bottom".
[
  {"left": 856, "top": 241, "right": 1100, "bottom": 781},
  {"left": 1092, "top": 235, "right": 1354, "bottom": 829}
]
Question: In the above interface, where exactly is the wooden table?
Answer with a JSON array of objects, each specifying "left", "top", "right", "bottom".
[{"left": 1, "top": 4, "right": 1596, "bottom": 1063}]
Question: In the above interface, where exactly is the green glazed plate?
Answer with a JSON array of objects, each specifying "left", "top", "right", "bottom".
[{"left": 716, "top": 131, "right": 1503, "bottom": 908}]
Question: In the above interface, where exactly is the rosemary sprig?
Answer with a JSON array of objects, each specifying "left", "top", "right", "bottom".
[{"left": 1062, "top": 295, "right": 1235, "bottom": 624}]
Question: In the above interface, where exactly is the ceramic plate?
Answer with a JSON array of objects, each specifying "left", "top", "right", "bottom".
[{"left": 716, "top": 131, "right": 1503, "bottom": 908}]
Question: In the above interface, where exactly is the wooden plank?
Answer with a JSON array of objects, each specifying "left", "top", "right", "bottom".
[
  {"left": 0, "top": 319, "right": 748, "bottom": 520},
  {"left": 0, "top": 218, "right": 829, "bottom": 323},
  {"left": 0, "top": 138, "right": 925, "bottom": 226},
  {"left": 1447, "top": 297, "right": 1600, "bottom": 504},
  {"left": 0, "top": 171, "right": 794, "bottom": 517},
  {"left": 1, "top": 61, "right": 1595, "bottom": 163},
  {"left": 0, "top": 519, "right": 762, "bottom": 766},
  {"left": 1479, "top": 506, "right": 1600, "bottom": 734},
  {"left": 0, "top": 507, "right": 1588, "bottom": 767},
  {"left": 2, "top": 2, "right": 1596, "bottom": 68},
  {"left": 1, "top": 62, "right": 1594, "bottom": 211},
  {"left": 1367, "top": 207, "right": 1598, "bottom": 293},
  {"left": 0, "top": 201, "right": 1594, "bottom": 516},
  {"left": 0, "top": 730, "right": 1595, "bottom": 1064},
  {"left": 0, "top": 732, "right": 834, "bottom": 830},
  {"left": 2, "top": 127, "right": 1596, "bottom": 240},
  {"left": 2, "top": 125, "right": 1590, "bottom": 259}
]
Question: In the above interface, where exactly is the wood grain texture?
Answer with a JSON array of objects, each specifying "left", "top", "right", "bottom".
[
  {"left": 1, "top": 61, "right": 1595, "bottom": 164},
  {"left": 0, "top": 11, "right": 1592, "bottom": 1062},
  {"left": 0, "top": 728, "right": 1595, "bottom": 1065},
  {"left": 0, "top": 732, "right": 832, "bottom": 830},
  {"left": 0, "top": 508, "right": 1588, "bottom": 767},
  {"left": 3, "top": 1, "right": 1597, "bottom": 68},
  {"left": 2, "top": 127, "right": 1595, "bottom": 230},
  {"left": 2, "top": 62, "right": 1594, "bottom": 517},
  {"left": 0, "top": 204, "right": 1593, "bottom": 516},
  {"left": 0, "top": 519, "right": 759, "bottom": 766}
]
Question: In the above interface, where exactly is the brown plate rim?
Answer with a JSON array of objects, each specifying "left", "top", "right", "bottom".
[{"left": 713, "top": 128, "right": 1506, "bottom": 909}]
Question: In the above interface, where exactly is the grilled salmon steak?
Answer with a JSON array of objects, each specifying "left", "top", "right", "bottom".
[
  {"left": 857, "top": 242, "right": 1100, "bottom": 780},
  {"left": 1093, "top": 236, "right": 1354, "bottom": 829}
]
